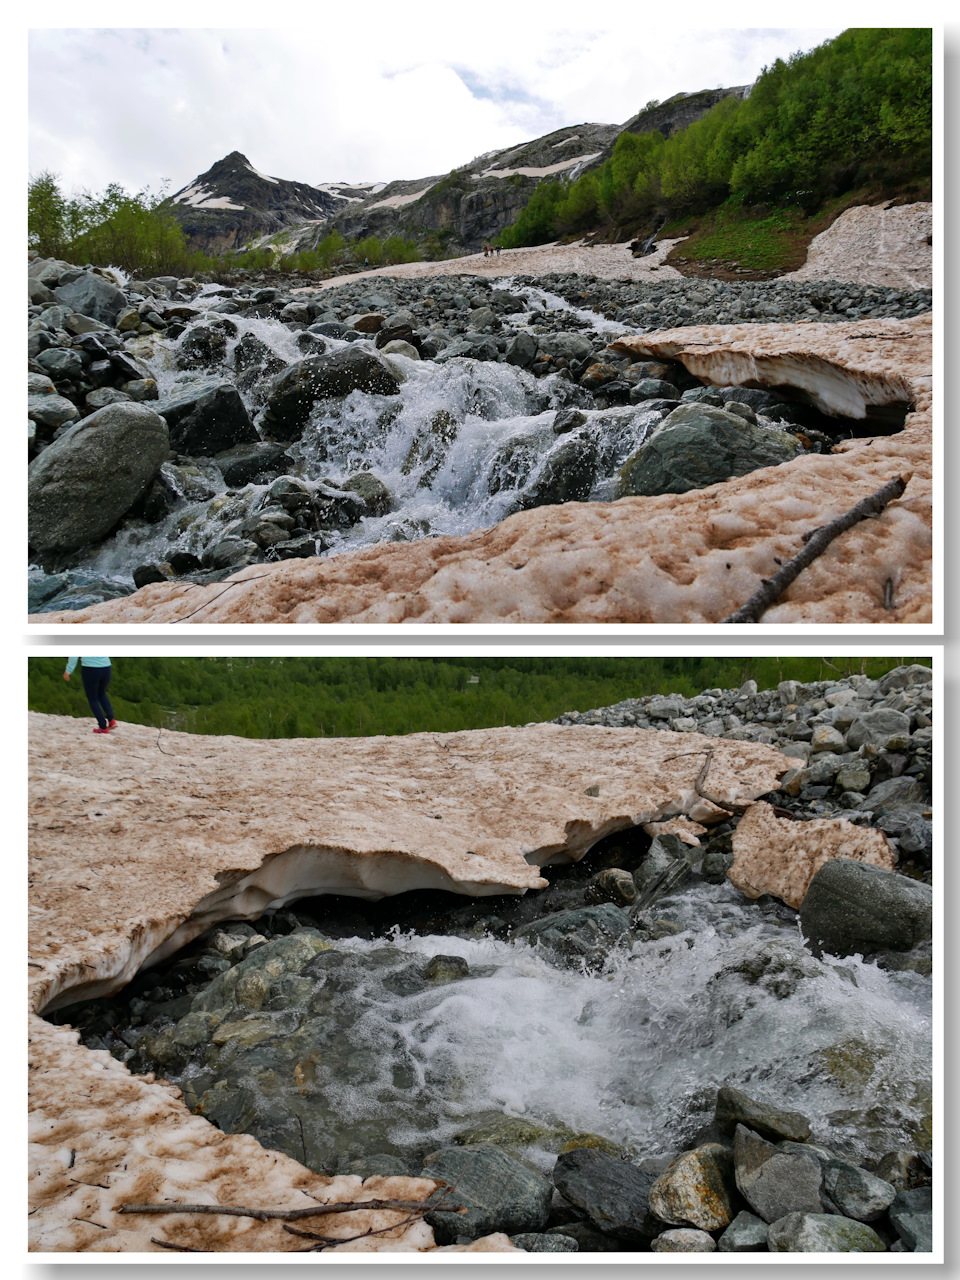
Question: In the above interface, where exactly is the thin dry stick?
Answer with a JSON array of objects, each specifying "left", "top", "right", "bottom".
[
  {"left": 171, "top": 572, "right": 275, "bottom": 625},
  {"left": 720, "top": 475, "right": 907, "bottom": 623},
  {"left": 282, "top": 1207, "right": 429, "bottom": 1250}
]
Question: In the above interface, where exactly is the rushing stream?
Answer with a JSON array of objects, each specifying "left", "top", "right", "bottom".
[
  {"left": 56, "top": 875, "right": 932, "bottom": 1180},
  {"left": 39, "top": 278, "right": 840, "bottom": 598}
]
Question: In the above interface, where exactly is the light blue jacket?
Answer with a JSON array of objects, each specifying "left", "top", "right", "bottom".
[{"left": 65, "top": 657, "right": 111, "bottom": 674}]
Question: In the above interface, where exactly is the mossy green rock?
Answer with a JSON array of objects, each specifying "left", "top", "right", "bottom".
[
  {"left": 767, "top": 1211, "right": 886, "bottom": 1251},
  {"left": 618, "top": 404, "right": 800, "bottom": 497},
  {"left": 453, "top": 1111, "right": 623, "bottom": 1156}
]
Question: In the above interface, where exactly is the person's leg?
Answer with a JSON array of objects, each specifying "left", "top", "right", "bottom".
[
  {"left": 81, "top": 666, "right": 108, "bottom": 730},
  {"left": 96, "top": 667, "right": 115, "bottom": 726}
]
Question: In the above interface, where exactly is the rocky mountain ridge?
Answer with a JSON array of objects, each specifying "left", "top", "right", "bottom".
[{"left": 166, "top": 87, "right": 745, "bottom": 257}]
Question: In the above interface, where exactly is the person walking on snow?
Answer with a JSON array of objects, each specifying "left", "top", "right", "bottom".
[{"left": 64, "top": 656, "right": 116, "bottom": 734}]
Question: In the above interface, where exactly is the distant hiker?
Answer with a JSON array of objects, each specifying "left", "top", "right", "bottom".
[
  {"left": 64, "top": 656, "right": 116, "bottom": 734},
  {"left": 364, "top": 257, "right": 369, "bottom": 269},
  {"left": 496, "top": 245, "right": 501, "bottom": 257}
]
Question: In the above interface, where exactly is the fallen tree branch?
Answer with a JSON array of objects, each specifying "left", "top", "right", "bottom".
[
  {"left": 687, "top": 746, "right": 793, "bottom": 819},
  {"left": 119, "top": 1195, "right": 463, "bottom": 1223},
  {"left": 721, "top": 475, "right": 907, "bottom": 623}
]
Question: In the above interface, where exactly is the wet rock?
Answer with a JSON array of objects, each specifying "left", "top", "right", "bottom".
[
  {"left": 260, "top": 347, "right": 401, "bottom": 441},
  {"left": 513, "top": 903, "right": 630, "bottom": 968},
  {"left": 717, "top": 1209, "right": 769, "bottom": 1251},
  {"left": 340, "top": 471, "right": 394, "bottom": 516},
  {"left": 799, "top": 859, "right": 932, "bottom": 956},
  {"left": 517, "top": 432, "right": 598, "bottom": 511},
  {"left": 715, "top": 1087, "right": 811, "bottom": 1144},
  {"left": 505, "top": 332, "right": 538, "bottom": 368},
  {"left": 651, "top": 1228, "right": 717, "bottom": 1252},
  {"left": 339, "top": 1153, "right": 409, "bottom": 1178},
  {"left": 215, "top": 441, "right": 291, "bottom": 487},
  {"left": 618, "top": 404, "right": 800, "bottom": 497},
  {"left": 422, "top": 1144, "right": 552, "bottom": 1243},
  {"left": 28, "top": 402, "right": 169, "bottom": 557},
  {"left": 766, "top": 1211, "right": 886, "bottom": 1252},
  {"left": 585, "top": 868, "right": 638, "bottom": 907},
  {"left": 889, "top": 1185, "right": 933, "bottom": 1251},
  {"left": 162, "top": 382, "right": 258, "bottom": 455},
  {"left": 552, "top": 1148, "right": 657, "bottom": 1241},
  {"left": 734, "top": 1124, "right": 823, "bottom": 1223},
  {"left": 648, "top": 1143, "right": 738, "bottom": 1231},
  {"left": 822, "top": 1159, "right": 896, "bottom": 1221},
  {"left": 422, "top": 954, "right": 469, "bottom": 983},
  {"left": 511, "top": 1232, "right": 578, "bottom": 1251}
]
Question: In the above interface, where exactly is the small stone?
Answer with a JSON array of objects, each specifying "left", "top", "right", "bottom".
[{"left": 651, "top": 1228, "right": 717, "bottom": 1252}]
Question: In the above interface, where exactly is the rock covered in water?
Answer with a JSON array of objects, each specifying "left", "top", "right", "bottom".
[{"left": 259, "top": 345, "right": 401, "bottom": 441}]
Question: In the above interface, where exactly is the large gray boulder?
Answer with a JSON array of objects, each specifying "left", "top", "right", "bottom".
[
  {"left": 53, "top": 270, "right": 126, "bottom": 326},
  {"left": 618, "top": 404, "right": 800, "bottom": 497},
  {"left": 28, "top": 402, "right": 169, "bottom": 557},
  {"left": 421, "top": 1144, "right": 552, "bottom": 1243},
  {"left": 799, "top": 859, "right": 932, "bottom": 956},
  {"left": 260, "top": 346, "right": 401, "bottom": 441},
  {"left": 845, "top": 708, "right": 912, "bottom": 751}
]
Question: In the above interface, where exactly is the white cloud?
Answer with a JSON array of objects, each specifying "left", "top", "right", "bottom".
[{"left": 28, "top": 19, "right": 851, "bottom": 196}]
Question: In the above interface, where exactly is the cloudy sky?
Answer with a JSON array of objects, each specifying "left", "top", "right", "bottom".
[{"left": 29, "top": 10, "right": 859, "bottom": 196}]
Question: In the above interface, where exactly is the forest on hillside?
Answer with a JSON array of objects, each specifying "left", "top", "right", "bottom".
[
  {"left": 500, "top": 27, "right": 932, "bottom": 249},
  {"left": 29, "top": 656, "right": 929, "bottom": 740}
]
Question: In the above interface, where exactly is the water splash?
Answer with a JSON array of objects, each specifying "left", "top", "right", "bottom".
[{"left": 164, "top": 882, "right": 930, "bottom": 1174}]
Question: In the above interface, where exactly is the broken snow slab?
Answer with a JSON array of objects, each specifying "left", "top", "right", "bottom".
[{"left": 728, "top": 799, "right": 895, "bottom": 909}]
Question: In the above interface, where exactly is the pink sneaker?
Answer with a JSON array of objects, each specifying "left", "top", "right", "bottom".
[
  {"left": 107, "top": 719, "right": 118, "bottom": 730},
  {"left": 93, "top": 727, "right": 110, "bottom": 734}
]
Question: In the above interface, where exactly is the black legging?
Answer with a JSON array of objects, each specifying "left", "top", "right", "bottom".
[{"left": 81, "top": 665, "right": 114, "bottom": 730}]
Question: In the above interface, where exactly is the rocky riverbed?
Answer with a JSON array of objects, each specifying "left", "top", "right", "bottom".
[
  {"left": 31, "top": 666, "right": 934, "bottom": 1253},
  {"left": 28, "top": 253, "right": 932, "bottom": 622}
]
